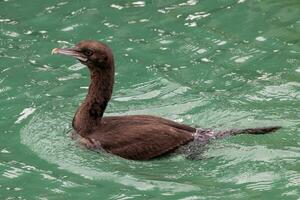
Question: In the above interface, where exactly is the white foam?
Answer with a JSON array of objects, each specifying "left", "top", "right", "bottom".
[
  {"left": 132, "top": 1, "right": 145, "bottom": 7},
  {"left": 256, "top": 36, "right": 266, "bottom": 42},
  {"left": 15, "top": 107, "right": 36, "bottom": 124},
  {"left": 110, "top": 4, "right": 123, "bottom": 10},
  {"left": 201, "top": 58, "right": 211, "bottom": 62},
  {"left": 1, "top": 149, "right": 10, "bottom": 153},
  {"left": 234, "top": 56, "right": 252, "bottom": 63},
  {"left": 68, "top": 63, "right": 85, "bottom": 71},
  {"left": 196, "top": 48, "right": 207, "bottom": 54},
  {"left": 217, "top": 41, "right": 227, "bottom": 46}
]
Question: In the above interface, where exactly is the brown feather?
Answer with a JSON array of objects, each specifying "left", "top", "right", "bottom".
[{"left": 88, "top": 115, "right": 195, "bottom": 160}]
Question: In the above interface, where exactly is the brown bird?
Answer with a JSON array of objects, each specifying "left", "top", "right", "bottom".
[{"left": 52, "top": 40, "right": 280, "bottom": 160}]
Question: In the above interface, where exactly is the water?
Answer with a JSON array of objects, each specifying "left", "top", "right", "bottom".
[{"left": 1, "top": 0, "right": 299, "bottom": 199}]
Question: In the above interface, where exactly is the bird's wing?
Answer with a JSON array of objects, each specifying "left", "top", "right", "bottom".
[{"left": 89, "top": 124, "right": 194, "bottom": 160}]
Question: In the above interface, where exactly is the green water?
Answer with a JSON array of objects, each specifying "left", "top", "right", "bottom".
[{"left": 1, "top": 0, "right": 299, "bottom": 199}]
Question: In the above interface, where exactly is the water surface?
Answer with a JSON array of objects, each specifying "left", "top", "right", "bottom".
[{"left": 1, "top": 0, "right": 300, "bottom": 199}]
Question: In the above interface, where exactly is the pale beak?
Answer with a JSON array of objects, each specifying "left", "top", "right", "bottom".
[{"left": 51, "top": 47, "right": 88, "bottom": 62}]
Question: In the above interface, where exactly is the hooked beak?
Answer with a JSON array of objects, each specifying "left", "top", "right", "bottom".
[{"left": 51, "top": 47, "right": 88, "bottom": 62}]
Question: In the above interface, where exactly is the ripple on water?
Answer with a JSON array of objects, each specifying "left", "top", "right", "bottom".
[
  {"left": 110, "top": 1, "right": 145, "bottom": 10},
  {"left": 3, "top": 31, "right": 20, "bottom": 38},
  {"left": 57, "top": 73, "right": 83, "bottom": 81},
  {"left": 1, "top": 159, "right": 78, "bottom": 196},
  {"left": 114, "top": 77, "right": 190, "bottom": 102},
  {"left": 68, "top": 63, "right": 85, "bottom": 71},
  {"left": 246, "top": 82, "right": 300, "bottom": 102},
  {"left": 20, "top": 106, "right": 201, "bottom": 193},
  {"left": 19, "top": 95, "right": 298, "bottom": 197}
]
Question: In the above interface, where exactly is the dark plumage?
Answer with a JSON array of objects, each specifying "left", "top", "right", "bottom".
[{"left": 52, "top": 40, "right": 281, "bottom": 160}]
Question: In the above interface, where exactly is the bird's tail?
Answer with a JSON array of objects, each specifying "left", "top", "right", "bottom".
[
  {"left": 217, "top": 126, "right": 281, "bottom": 138},
  {"left": 194, "top": 126, "right": 281, "bottom": 144}
]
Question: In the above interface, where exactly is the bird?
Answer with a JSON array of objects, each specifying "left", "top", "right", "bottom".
[{"left": 52, "top": 40, "right": 281, "bottom": 160}]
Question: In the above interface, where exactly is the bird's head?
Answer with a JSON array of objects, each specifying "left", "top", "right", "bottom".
[{"left": 52, "top": 40, "right": 113, "bottom": 71}]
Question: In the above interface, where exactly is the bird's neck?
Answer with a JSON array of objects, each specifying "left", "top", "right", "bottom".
[
  {"left": 86, "top": 69, "right": 114, "bottom": 118},
  {"left": 73, "top": 67, "right": 114, "bottom": 135}
]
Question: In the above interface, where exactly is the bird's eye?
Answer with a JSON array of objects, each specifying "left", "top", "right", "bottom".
[{"left": 83, "top": 49, "right": 93, "bottom": 56}]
